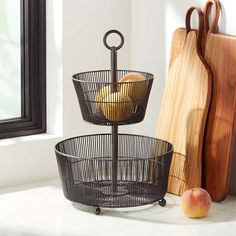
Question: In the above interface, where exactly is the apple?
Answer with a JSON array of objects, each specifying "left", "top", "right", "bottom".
[
  {"left": 118, "top": 73, "right": 148, "bottom": 105},
  {"left": 96, "top": 85, "right": 111, "bottom": 110},
  {"left": 101, "top": 92, "right": 133, "bottom": 122},
  {"left": 180, "top": 188, "right": 212, "bottom": 218}
]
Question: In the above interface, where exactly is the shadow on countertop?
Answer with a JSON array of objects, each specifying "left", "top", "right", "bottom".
[{"left": 72, "top": 193, "right": 236, "bottom": 225}]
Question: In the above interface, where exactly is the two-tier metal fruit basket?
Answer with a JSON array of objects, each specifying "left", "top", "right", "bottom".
[{"left": 55, "top": 30, "right": 173, "bottom": 214}]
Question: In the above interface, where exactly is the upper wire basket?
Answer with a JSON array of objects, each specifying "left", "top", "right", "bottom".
[{"left": 72, "top": 70, "right": 153, "bottom": 125}]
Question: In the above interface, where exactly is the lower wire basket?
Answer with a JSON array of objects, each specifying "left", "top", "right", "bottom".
[{"left": 55, "top": 134, "right": 173, "bottom": 209}]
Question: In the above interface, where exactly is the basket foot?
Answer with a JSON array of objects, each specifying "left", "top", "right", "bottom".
[
  {"left": 95, "top": 207, "right": 101, "bottom": 215},
  {"left": 159, "top": 198, "right": 166, "bottom": 207}
]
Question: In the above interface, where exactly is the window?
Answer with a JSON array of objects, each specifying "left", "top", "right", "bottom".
[{"left": 0, "top": 0, "right": 46, "bottom": 139}]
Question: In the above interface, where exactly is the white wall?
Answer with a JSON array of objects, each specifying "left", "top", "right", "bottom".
[
  {"left": 63, "top": 0, "right": 131, "bottom": 137},
  {"left": 130, "top": 0, "right": 236, "bottom": 194}
]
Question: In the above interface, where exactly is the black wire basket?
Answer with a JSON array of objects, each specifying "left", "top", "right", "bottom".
[
  {"left": 72, "top": 70, "right": 153, "bottom": 125},
  {"left": 55, "top": 134, "right": 173, "bottom": 211}
]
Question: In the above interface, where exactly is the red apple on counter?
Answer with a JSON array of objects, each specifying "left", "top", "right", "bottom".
[{"left": 180, "top": 188, "right": 212, "bottom": 218}]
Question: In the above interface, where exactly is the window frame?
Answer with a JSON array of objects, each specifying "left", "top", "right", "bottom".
[{"left": 0, "top": 0, "right": 46, "bottom": 139}]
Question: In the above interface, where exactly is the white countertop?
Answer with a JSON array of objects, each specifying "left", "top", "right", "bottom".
[{"left": 0, "top": 179, "right": 235, "bottom": 236}]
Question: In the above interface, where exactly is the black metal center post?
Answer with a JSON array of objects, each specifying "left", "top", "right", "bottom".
[
  {"left": 111, "top": 46, "right": 118, "bottom": 193},
  {"left": 103, "top": 30, "right": 124, "bottom": 193}
]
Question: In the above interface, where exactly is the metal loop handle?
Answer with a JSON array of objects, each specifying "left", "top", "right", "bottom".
[{"left": 103, "top": 30, "right": 124, "bottom": 51}]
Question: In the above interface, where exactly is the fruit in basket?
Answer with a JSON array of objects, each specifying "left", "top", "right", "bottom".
[
  {"left": 101, "top": 92, "right": 133, "bottom": 122},
  {"left": 180, "top": 188, "right": 212, "bottom": 218},
  {"left": 118, "top": 73, "right": 148, "bottom": 105},
  {"left": 95, "top": 85, "right": 111, "bottom": 110}
]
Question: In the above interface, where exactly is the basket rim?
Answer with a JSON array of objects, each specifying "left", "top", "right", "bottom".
[
  {"left": 72, "top": 69, "right": 154, "bottom": 84},
  {"left": 54, "top": 133, "right": 174, "bottom": 159}
]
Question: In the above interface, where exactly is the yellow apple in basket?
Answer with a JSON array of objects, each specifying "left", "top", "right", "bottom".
[
  {"left": 118, "top": 73, "right": 148, "bottom": 105},
  {"left": 101, "top": 92, "right": 133, "bottom": 122},
  {"left": 95, "top": 85, "right": 111, "bottom": 110}
]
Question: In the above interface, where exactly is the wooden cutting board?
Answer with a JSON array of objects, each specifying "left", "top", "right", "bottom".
[
  {"left": 156, "top": 7, "right": 212, "bottom": 196},
  {"left": 165, "top": 0, "right": 236, "bottom": 201}
]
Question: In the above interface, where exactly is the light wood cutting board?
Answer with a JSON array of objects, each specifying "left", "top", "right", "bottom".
[
  {"left": 166, "top": 0, "right": 236, "bottom": 201},
  {"left": 156, "top": 7, "right": 212, "bottom": 196}
]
